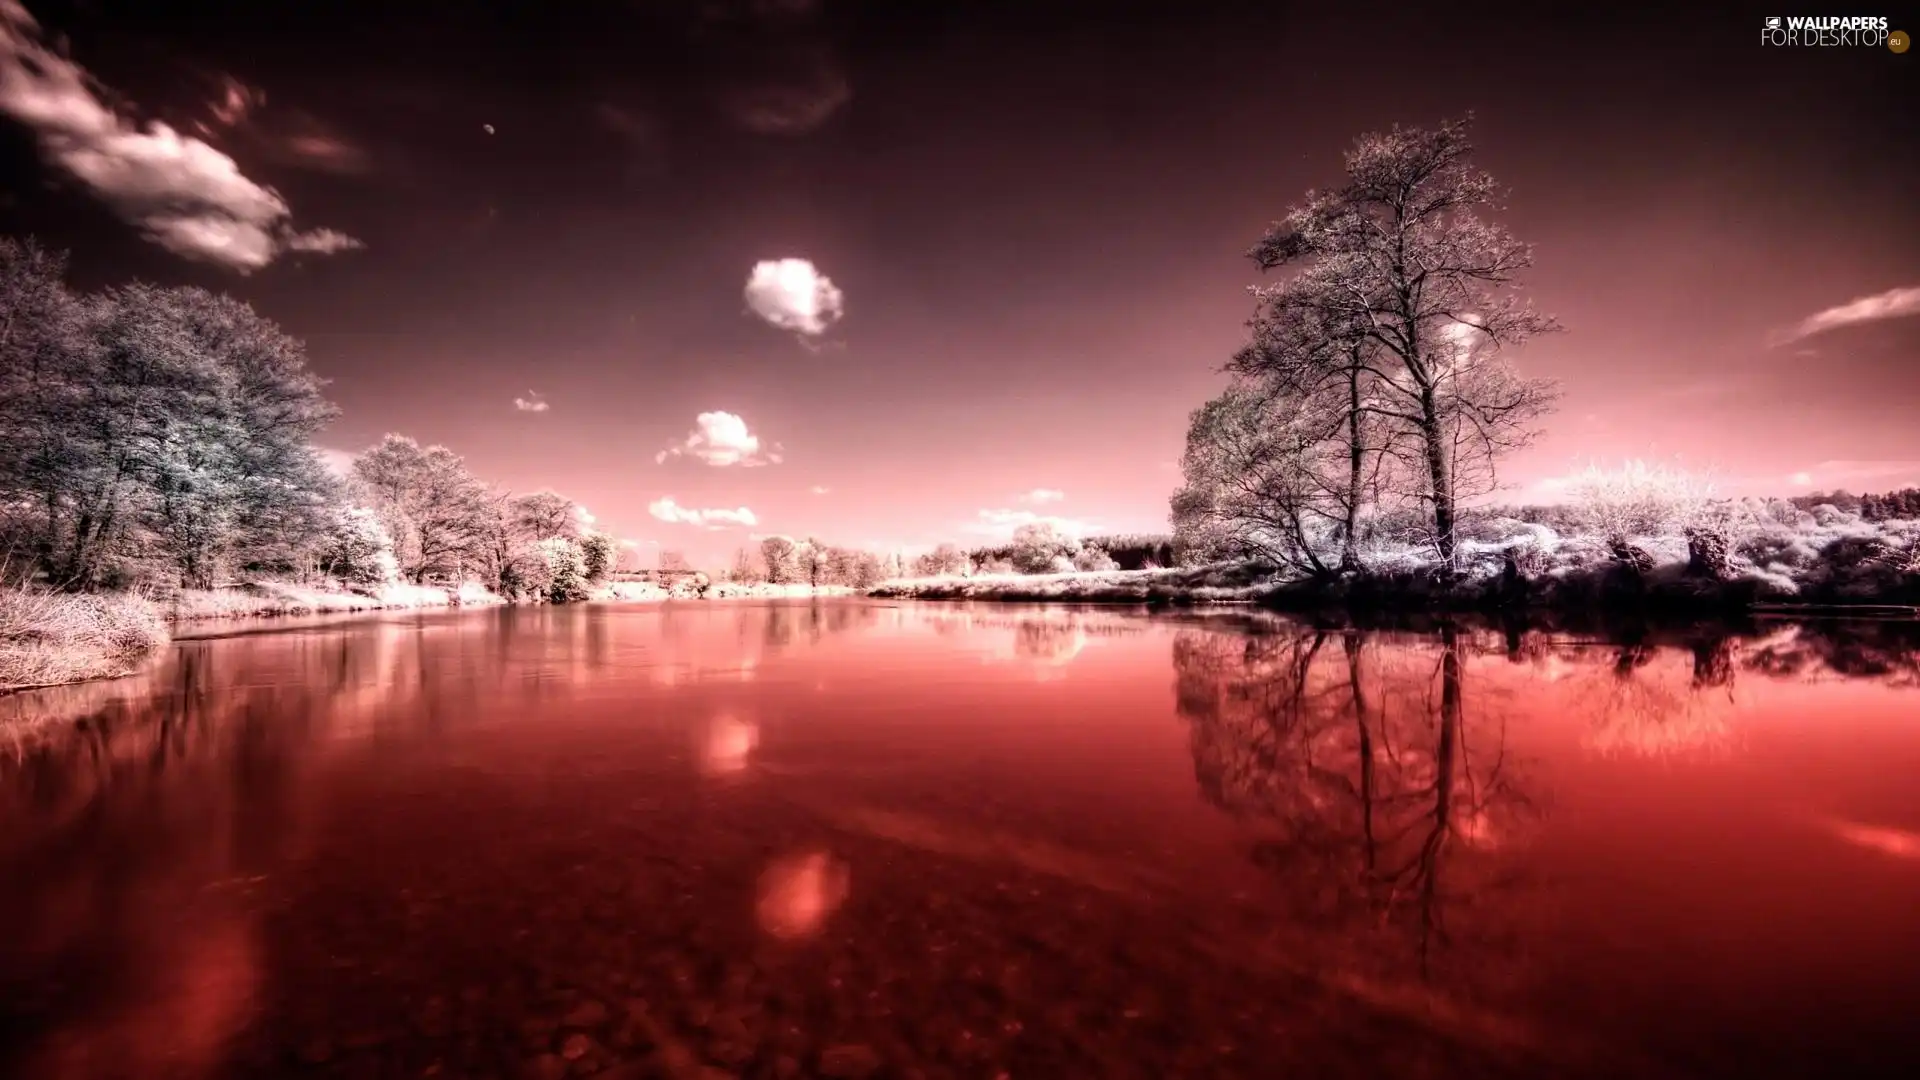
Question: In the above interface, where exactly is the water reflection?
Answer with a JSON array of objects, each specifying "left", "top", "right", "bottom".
[
  {"left": 0, "top": 604, "right": 1916, "bottom": 1077},
  {"left": 699, "top": 712, "right": 760, "bottom": 777},
  {"left": 754, "top": 851, "right": 851, "bottom": 940},
  {"left": 1174, "top": 624, "right": 1541, "bottom": 984}
]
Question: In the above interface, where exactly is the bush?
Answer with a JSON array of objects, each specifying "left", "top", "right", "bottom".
[
  {"left": 1566, "top": 461, "right": 1718, "bottom": 541},
  {"left": 321, "top": 507, "right": 400, "bottom": 588},
  {"left": 538, "top": 537, "right": 591, "bottom": 602},
  {"left": 1072, "top": 546, "right": 1120, "bottom": 572}
]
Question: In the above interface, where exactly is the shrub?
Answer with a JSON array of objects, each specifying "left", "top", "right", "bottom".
[
  {"left": 538, "top": 537, "right": 591, "bottom": 602},
  {"left": 1010, "top": 523, "right": 1073, "bottom": 574},
  {"left": 321, "top": 507, "right": 400, "bottom": 589},
  {"left": 1566, "top": 461, "right": 1718, "bottom": 541},
  {"left": 579, "top": 531, "right": 617, "bottom": 583},
  {"left": 1072, "top": 546, "right": 1120, "bottom": 572}
]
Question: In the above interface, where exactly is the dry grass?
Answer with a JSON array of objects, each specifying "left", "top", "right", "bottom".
[{"left": 0, "top": 586, "right": 168, "bottom": 692}]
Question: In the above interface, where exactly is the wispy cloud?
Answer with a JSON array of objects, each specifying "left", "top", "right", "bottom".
[
  {"left": 514, "top": 392, "right": 550, "bottom": 413},
  {"left": 965, "top": 509, "right": 1099, "bottom": 539},
  {"left": 744, "top": 258, "right": 844, "bottom": 338},
  {"left": 648, "top": 497, "right": 757, "bottom": 530},
  {"left": 1772, "top": 284, "right": 1920, "bottom": 346},
  {"left": 809, "top": 485, "right": 830, "bottom": 495},
  {"left": 656, "top": 411, "right": 781, "bottom": 467},
  {"left": 0, "top": 2, "right": 361, "bottom": 271},
  {"left": 1788, "top": 459, "right": 1920, "bottom": 489},
  {"left": 1018, "top": 488, "right": 1065, "bottom": 504}
]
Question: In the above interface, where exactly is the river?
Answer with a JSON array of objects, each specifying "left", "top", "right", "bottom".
[{"left": 2, "top": 601, "right": 1917, "bottom": 1079}]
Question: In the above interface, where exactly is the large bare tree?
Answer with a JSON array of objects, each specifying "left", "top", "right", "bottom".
[{"left": 1244, "top": 116, "right": 1559, "bottom": 569}]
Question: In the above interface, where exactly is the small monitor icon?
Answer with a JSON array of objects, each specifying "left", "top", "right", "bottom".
[{"left": 1765, "top": 17, "right": 1781, "bottom": 29}]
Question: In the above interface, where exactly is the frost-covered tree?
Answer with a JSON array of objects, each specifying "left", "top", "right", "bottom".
[
  {"left": 538, "top": 536, "right": 590, "bottom": 602},
  {"left": 1010, "top": 522, "right": 1072, "bottom": 574},
  {"left": 321, "top": 507, "right": 400, "bottom": 588},
  {"left": 352, "top": 435, "right": 492, "bottom": 583},
  {"left": 1244, "top": 116, "right": 1559, "bottom": 568},
  {"left": 760, "top": 535, "right": 800, "bottom": 583},
  {"left": 578, "top": 530, "right": 617, "bottom": 582},
  {"left": 1172, "top": 382, "right": 1356, "bottom": 575},
  {"left": 912, "top": 542, "right": 970, "bottom": 577},
  {"left": 1072, "top": 545, "right": 1119, "bottom": 572},
  {"left": 0, "top": 245, "right": 339, "bottom": 588}
]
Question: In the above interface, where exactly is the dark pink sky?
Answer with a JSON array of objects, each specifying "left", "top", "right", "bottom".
[{"left": 4, "top": 1, "right": 1916, "bottom": 561}]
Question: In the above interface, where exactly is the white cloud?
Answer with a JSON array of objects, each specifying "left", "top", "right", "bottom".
[
  {"left": 575, "top": 504, "right": 596, "bottom": 527},
  {"left": 744, "top": 258, "right": 844, "bottom": 337},
  {"left": 656, "top": 411, "right": 781, "bottom": 467},
  {"left": 648, "top": 497, "right": 757, "bottom": 530},
  {"left": 283, "top": 228, "right": 363, "bottom": 254},
  {"left": 809, "top": 485, "right": 830, "bottom": 495},
  {"left": 965, "top": 509, "right": 1098, "bottom": 539},
  {"left": 514, "top": 392, "right": 549, "bottom": 413},
  {"left": 0, "top": 2, "right": 361, "bottom": 271},
  {"left": 1788, "top": 472, "right": 1813, "bottom": 487},
  {"left": 1774, "top": 285, "right": 1920, "bottom": 346},
  {"left": 1018, "top": 488, "right": 1065, "bottom": 504}
]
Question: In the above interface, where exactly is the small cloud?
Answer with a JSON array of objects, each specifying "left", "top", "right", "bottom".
[
  {"left": 809, "top": 485, "right": 830, "bottom": 495},
  {"left": 965, "top": 509, "right": 1099, "bottom": 539},
  {"left": 1788, "top": 471, "right": 1813, "bottom": 487},
  {"left": 575, "top": 504, "right": 597, "bottom": 527},
  {"left": 284, "top": 228, "right": 363, "bottom": 254},
  {"left": 657, "top": 410, "right": 781, "bottom": 467},
  {"left": 1772, "top": 284, "right": 1920, "bottom": 346},
  {"left": 648, "top": 496, "right": 757, "bottom": 530},
  {"left": 744, "top": 258, "right": 843, "bottom": 338},
  {"left": 1018, "top": 488, "right": 1065, "bottom": 504},
  {"left": 514, "top": 392, "right": 550, "bottom": 413},
  {"left": 0, "top": 5, "right": 358, "bottom": 271}
]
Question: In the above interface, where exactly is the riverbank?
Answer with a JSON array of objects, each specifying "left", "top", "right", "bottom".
[
  {"left": 166, "top": 581, "right": 509, "bottom": 622},
  {"left": 0, "top": 587, "right": 168, "bottom": 693},
  {"left": 867, "top": 551, "right": 1920, "bottom": 619}
]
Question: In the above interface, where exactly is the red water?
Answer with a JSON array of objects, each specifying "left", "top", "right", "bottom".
[{"left": 2, "top": 602, "right": 1917, "bottom": 1079}]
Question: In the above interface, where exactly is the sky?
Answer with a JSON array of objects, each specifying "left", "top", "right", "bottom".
[{"left": 2, "top": 0, "right": 1916, "bottom": 563}]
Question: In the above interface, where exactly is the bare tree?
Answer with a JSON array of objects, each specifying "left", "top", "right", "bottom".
[
  {"left": 760, "top": 535, "right": 799, "bottom": 584},
  {"left": 1247, "top": 116, "right": 1560, "bottom": 568}
]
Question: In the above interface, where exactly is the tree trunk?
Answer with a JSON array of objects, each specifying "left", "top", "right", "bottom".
[
  {"left": 1340, "top": 366, "right": 1364, "bottom": 573},
  {"left": 1419, "top": 395, "right": 1457, "bottom": 571}
]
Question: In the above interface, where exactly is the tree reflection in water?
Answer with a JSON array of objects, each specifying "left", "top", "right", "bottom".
[{"left": 1175, "top": 623, "right": 1540, "bottom": 986}]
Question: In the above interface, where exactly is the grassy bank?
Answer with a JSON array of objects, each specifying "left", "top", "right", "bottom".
[
  {"left": 165, "top": 581, "right": 506, "bottom": 622},
  {"left": 0, "top": 587, "right": 168, "bottom": 693}
]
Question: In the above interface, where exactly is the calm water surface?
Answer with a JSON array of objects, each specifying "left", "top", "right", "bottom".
[{"left": 3, "top": 601, "right": 1918, "bottom": 1079}]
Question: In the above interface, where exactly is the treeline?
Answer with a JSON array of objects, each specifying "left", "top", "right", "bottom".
[
  {"left": 724, "top": 536, "right": 901, "bottom": 588},
  {"left": 1788, "top": 488, "right": 1920, "bottom": 521},
  {"left": 0, "top": 236, "right": 619, "bottom": 602},
  {"left": 962, "top": 531, "right": 1177, "bottom": 574}
]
